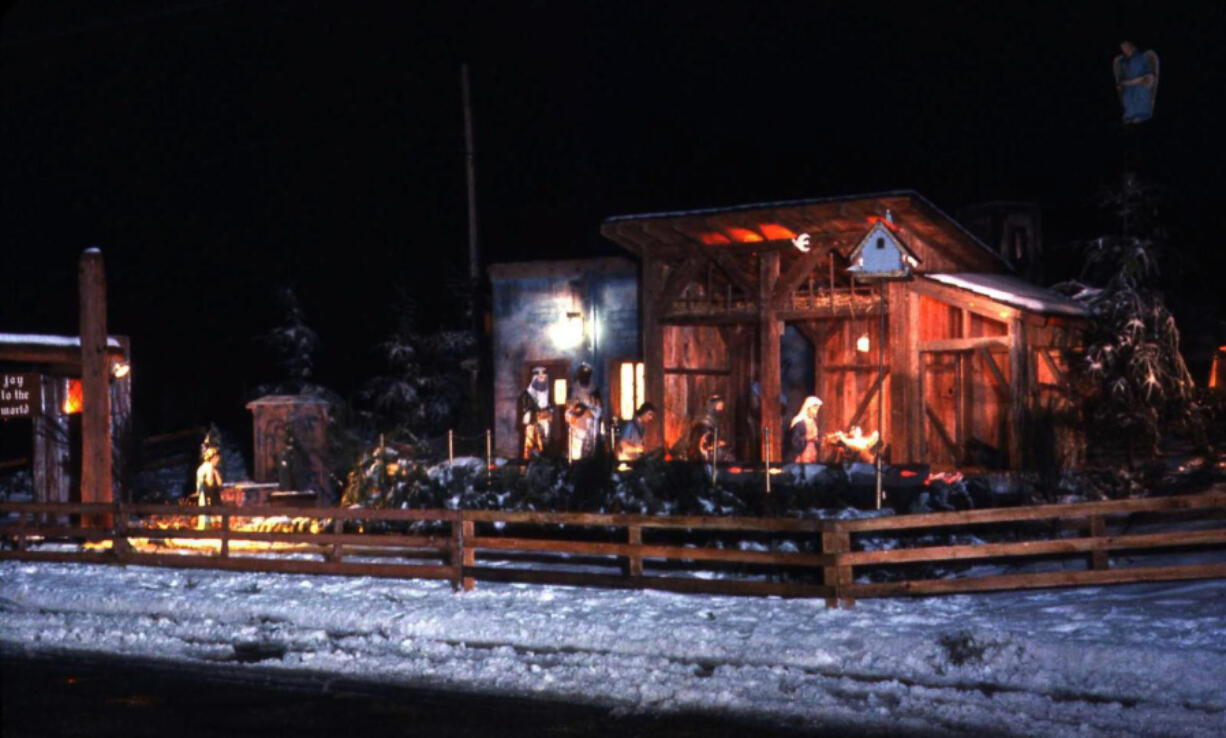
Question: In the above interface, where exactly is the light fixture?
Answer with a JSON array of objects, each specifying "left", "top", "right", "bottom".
[
  {"left": 548, "top": 310, "right": 585, "bottom": 349},
  {"left": 552, "top": 378, "right": 568, "bottom": 406},
  {"left": 111, "top": 360, "right": 131, "bottom": 379},
  {"left": 856, "top": 333, "right": 871, "bottom": 353}
]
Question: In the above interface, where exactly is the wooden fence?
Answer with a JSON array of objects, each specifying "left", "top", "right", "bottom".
[{"left": 2, "top": 492, "right": 1225, "bottom": 606}]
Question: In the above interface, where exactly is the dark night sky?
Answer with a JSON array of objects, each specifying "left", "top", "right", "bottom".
[{"left": 2, "top": 1, "right": 1224, "bottom": 436}]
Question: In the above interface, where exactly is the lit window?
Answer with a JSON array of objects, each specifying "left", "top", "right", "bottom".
[
  {"left": 618, "top": 361, "right": 646, "bottom": 420},
  {"left": 552, "top": 378, "right": 568, "bottom": 406}
]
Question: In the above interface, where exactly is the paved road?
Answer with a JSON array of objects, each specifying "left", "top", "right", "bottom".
[{"left": 1, "top": 651, "right": 893, "bottom": 738}]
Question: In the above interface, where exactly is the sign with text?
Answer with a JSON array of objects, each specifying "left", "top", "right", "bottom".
[{"left": 1, "top": 373, "right": 39, "bottom": 419}]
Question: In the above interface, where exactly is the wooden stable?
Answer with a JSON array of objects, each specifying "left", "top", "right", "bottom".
[{"left": 601, "top": 191, "right": 1087, "bottom": 471}]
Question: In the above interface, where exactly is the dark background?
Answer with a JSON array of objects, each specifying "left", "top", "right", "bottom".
[{"left": 2, "top": 1, "right": 1224, "bottom": 440}]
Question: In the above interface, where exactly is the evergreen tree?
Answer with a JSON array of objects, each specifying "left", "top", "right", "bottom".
[
  {"left": 363, "top": 291, "right": 477, "bottom": 441},
  {"left": 258, "top": 287, "right": 321, "bottom": 395},
  {"left": 1054, "top": 173, "right": 1199, "bottom": 460}
]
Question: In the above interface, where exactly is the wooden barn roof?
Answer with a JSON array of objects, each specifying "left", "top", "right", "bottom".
[{"left": 601, "top": 190, "right": 1008, "bottom": 274}]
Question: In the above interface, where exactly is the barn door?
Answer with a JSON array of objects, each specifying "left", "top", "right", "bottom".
[
  {"left": 921, "top": 351, "right": 963, "bottom": 468},
  {"left": 921, "top": 349, "right": 1013, "bottom": 470}
]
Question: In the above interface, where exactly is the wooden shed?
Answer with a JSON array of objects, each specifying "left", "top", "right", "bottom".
[
  {"left": 600, "top": 191, "right": 1087, "bottom": 471},
  {"left": 0, "top": 333, "right": 132, "bottom": 503}
]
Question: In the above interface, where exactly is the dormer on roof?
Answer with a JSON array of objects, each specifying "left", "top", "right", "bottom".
[{"left": 846, "top": 218, "right": 920, "bottom": 280}]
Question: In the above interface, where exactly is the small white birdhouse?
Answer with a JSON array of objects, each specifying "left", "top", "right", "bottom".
[{"left": 846, "top": 220, "right": 919, "bottom": 280}]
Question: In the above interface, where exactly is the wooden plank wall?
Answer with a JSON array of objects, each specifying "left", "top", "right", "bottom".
[{"left": 662, "top": 324, "right": 729, "bottom": 452}]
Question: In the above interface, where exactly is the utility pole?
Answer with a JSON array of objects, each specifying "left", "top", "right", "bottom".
[{"left": 461, "top": 62, "right": 490, "bottom": 433}]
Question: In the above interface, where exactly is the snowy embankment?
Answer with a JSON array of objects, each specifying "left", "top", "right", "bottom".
[{"left": 2, "top": 561, "right": 1224, "bottom": 737}]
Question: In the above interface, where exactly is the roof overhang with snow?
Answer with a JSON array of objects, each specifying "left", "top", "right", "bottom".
[
  {"left": 924, "top": 273, "right": 1089, "bottom": 318},
  {"left": 0, "top": 333, "right": 129, "bottom": 371}
]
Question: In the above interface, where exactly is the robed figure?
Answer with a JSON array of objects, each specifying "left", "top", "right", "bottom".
[
  {"left": 787, "top": 396, "right": 824, "bottom": 464},
  {"left": 520, "top": 366, "right": 552, "bottom": 459},
  {"left": 1113, "top": 41, "right": 1159, "bottom": 124}
]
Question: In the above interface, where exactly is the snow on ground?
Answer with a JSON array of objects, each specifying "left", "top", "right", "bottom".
[{"left": 2, "top": 560, "right": 1224, "bottom": 737}]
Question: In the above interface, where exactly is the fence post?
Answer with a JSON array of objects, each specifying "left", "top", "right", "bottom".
[
  {"left": 1088, "top": 515, "right": 1108, "bottom": 571},
  {"left": 113, "top": 501, "right": 132, "bottom": 562},
  {"left": 485, "top": 429, "right": 493, "bottom": 485},
  {"left": 449, "top": 512, "right": 463, "bottom": 591},
  {"left": 821, "top": 524, "right": 853, "bottom": 608},
  {"left": 448, "top": 430, "right": 454, "bottom": 468},
  {"left": 15, "top": 510, "right": 26, "bottom": 553},
  {"left": 220, "top": 509, "right": 229, "bottom": 559},
  {"left": 626, "top": 524, "right": 643, "bottom": 578},
  {"left": 461, "top": 515, "right": 476, "bottom": 591},
  {"left": 764, "top": 426, "right": 772, "bottom": 494},
  {"left": 329, "top": 516, "right": 343, "bottom": 563}
]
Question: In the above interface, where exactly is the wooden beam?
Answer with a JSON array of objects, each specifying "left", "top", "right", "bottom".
[
  {"left": 772, "top": 242, "right": 840, "bottom": 308},
  {"left": 707, "top": 248, "right": 758, "bottom": 297},
  {"left": 653, "top": 253, "right": 706, "bottom": 315},
  {"left": 845, "top": 563, "right": 1226, "bottom": 599},
  {"left": 977, "top": 346, "right": 1012, "bottom": 401},
  {"left": 759, "top": 251, "right": 782, "bottom": 462},
  {"left": 848, "top": 370, "right": 888, "bottom": 429},
  {"left": 925, "top": 403, "right": 960, "bottom": 465},
  {"left": 1038, "top": 348, "right": 1069, "bottom": 386},
  {"left": 79, "top": 249, "right": 112, "bottom": 511},
  {"left": 641, "top": 257, "right": 667, "bottom": 451},
  {"left": 662, "top": 367, "right": 731, "bottom": 376},
  {"left": 920, "top": 336, "right": 1009, "bottom": 353},
  {"left": 659, "top": 311, "right": 758, "bottom": 325},
  {"left": 1009, "top": 318, "right": 1028, "bottom": 470}
]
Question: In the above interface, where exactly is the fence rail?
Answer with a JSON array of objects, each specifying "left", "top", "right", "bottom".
[{"left": 2, "top": 492, "right": 1225, "bottom": 606}]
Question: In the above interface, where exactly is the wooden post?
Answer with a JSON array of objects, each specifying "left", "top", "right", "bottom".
[
  {"left": 449, "top": 514, "right": 464, "bottom": 591},
  {"left": 79, "top": 249, "right": 112, "bottom": 526},
  {"left": 759, "top": 251, "right": 783, "bottom": 463},
  {"left": 763, "top": 426, "right": 772, "bottom": 494},
  {"left": 1088, "top": 515, "right": 1108, "bottom": 571},
  {"left": 112, "top": 501, "right": 132, "bottom": 562},
  {"left": 448, "top": 430, "right": 454, "bottom": 467},
  {"left": 626, "top": 524, "right": 643, "bottom": 578},
  {"left": 641, "top": 257, "right": 667, "bottom": 452},
  {"left": 485, "top": 429, "right": 492, "bottom": 483},
  {"left": 1008, "top": 319, "right": 1027, "bottom": 471},
  {"left": 821, "top": 527, "right": 853, "bottom": 608},
  {"left": 329, "top": 516, "right": 343, "bottom": 562},
  {"left": 461, "top": 518, "right": 476, "bottom": 591}
]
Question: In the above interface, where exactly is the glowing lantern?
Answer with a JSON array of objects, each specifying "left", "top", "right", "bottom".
[
  {"left": 62, "top": 379, "right": 83, "bottom": 415},
  {"left": 856, "top": 333, "right": 871, "bottom": 353},
  {"left": 111, "top": 360, "right": 131, "bottom": 379},
  {"left": 552, "top": 378, "right": 568, "bottom": 406}
]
